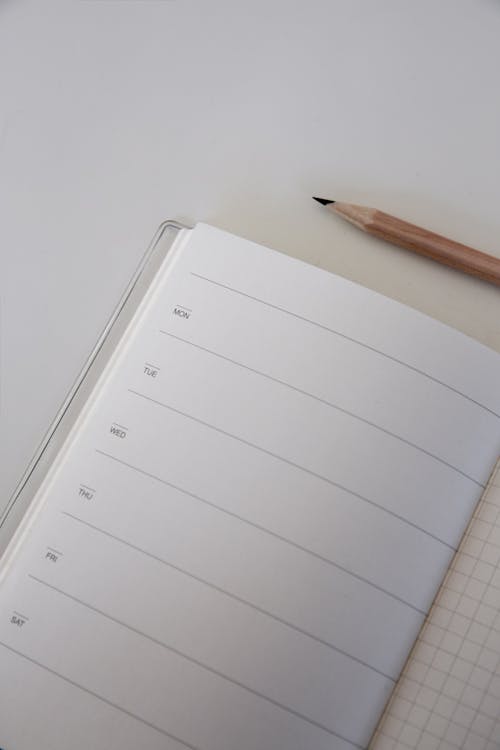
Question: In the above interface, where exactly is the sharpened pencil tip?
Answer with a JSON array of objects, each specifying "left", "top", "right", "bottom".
[{"left": 313, "top": 197, "right": 335, "bottom": 206}]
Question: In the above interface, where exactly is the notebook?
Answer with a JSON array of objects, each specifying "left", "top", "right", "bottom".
[{"left": 0, "top": 220, "right": 499, "bottom": 750}]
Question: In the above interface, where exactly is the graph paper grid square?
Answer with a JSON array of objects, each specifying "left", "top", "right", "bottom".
[{"left": 371, "top": 460, "right": 500, "bottom": 750}]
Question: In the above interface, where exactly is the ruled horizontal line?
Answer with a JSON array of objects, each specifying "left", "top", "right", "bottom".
[
  {"left": 0, "top": 641, "right": 199, "bottom": 750},
  {"left": 112, "top": 423, "right": 128, "bottom": 431},
  {"left": 159, "top": 330, "right": 483, "bottom": 487},
  {"left": 29, "top": 575, "right": 364, "bottom": 748},
  {"left": 190, "top": 272, "right": 500, "bottom": 420},
  {"left": 94, "top": 449, "right": 425, "bottom": 615},
  {"left": 80, "top": 484, "right": 96, "bottom": 493},
  {"left": 128, "top": 388, "right": 456, "bottom": 551},
  {"left": 64, "top": 503, "right": 400, "bottom": 677}
]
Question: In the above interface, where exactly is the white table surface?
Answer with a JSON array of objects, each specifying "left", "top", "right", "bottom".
[{"left": 1, "top": 0, "right": 500, "bottom": 513}]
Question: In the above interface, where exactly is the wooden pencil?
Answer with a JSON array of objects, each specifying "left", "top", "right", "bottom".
[{"left": 313, "top": 198, "right": 500, "bottom": 286}]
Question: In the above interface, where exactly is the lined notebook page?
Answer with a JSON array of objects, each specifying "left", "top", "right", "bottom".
[
  {"left": 371, "top": 460, "right": 500, "bottom": 750},
  {"left": 1, "top": 223, "right": 500, "bottom": 750}
]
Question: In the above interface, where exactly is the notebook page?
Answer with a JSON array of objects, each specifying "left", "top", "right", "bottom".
[
  {"left": 371, "top": 460, "right": 500, "bottom": 750},
  {"left": 1, "top": 223, "right": 499, "bottom": 750}
]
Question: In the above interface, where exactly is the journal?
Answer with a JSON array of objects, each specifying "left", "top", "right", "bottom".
[{"left": 1, "top": 222, "right": 499, "bottom": 749}]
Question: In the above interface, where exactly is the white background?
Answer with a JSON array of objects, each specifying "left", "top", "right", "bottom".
[{"left": 1, "top": 0, "right": 500, "bottom": 510}]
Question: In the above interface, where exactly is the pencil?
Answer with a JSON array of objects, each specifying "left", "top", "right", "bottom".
[{"left": 313, "top": 198, "right": 500, "bottom": 287}]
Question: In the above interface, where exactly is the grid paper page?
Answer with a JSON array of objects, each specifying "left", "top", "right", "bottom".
[{"left": 371, "top": 459, "right": 500, "bottom": 750}]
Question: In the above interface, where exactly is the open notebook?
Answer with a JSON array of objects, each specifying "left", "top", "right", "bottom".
[{"left": 1, "top": 221, "right": 499, "bottom": 750}]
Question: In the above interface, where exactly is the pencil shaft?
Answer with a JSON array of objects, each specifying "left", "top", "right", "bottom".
[{"left": 330, "top": 203, "right": 500, "bottom": 286}]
